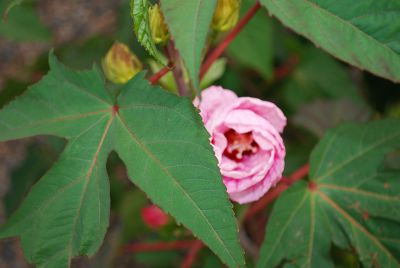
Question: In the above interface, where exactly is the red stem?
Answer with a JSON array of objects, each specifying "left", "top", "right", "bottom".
[
  {"left": 148, "top": 1, "right": 261, "bottom": 86},
  {"left": 180, "top": 240, "right": 204, "bottom": 268},
  {"left": 200, "top": 1, "right": 261, "bottom": 79},
  {"left": 244, "top": 163, "right": 309, "bottom": 221},
  {"left": 124, "top": 240, "right": 196, "bottom": 253},
  {"left": 167, "top": 41, "right": 190, "bottom": 96},
  {"left": 149, "top": 64, "right": 173, "bottom": 85}
]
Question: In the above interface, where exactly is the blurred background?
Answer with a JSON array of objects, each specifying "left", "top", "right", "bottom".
[{"left": 0, "top": 0, "right": 399, "bottom": 267}]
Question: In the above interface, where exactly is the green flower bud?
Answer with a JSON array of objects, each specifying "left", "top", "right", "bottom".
[
  {"left": 102, "top": 42, "right": 143, "bottom": 84},
  {"left": 212, "top": 0, "right": 240, "bottom": 32},
  {"left": 149, "top": 4, "right": 169, "bottom": 44}
]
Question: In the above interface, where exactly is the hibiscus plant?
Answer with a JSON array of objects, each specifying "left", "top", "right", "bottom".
[{"left": 0, "top": 0, "right": 399, "bottom": 267}]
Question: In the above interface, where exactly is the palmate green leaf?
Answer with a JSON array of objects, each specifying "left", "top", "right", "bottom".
[
  {"left": 257, "top": 119, "right": 400, "bottom": 268},
  {"left": 260, "top": 0, "right": 400, "bottom": 83},
  {"left": 131, "top": 0, "right": 165, "bottom": 64},
  {"left": 0, "top": 54, "right": 244, "bottom": 268},
  {"left": 161, "top": 0, "right": 217, "bottom": 90}
]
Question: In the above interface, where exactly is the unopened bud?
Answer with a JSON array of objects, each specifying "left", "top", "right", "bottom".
[
  {"left": 212, "top": 0, "right": 240, "bottom": 32},
  {"left": 149, "top": 4, "right": 169, "bottom": 44},
  {"left": 141, "top": 205, "right": 169, "bottom": 230},
  {"left": 102, "top": 42, "right": 142, "bottom": 84}
]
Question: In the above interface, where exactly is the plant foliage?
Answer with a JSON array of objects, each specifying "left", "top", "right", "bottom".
[
  {"left": 0, "top": 54, "right": 244, "bottom": 268},
  {"left": 260, "top": 0, "right": 400, "bottom": 82},
  {"left": 257, "top": 119, "right": 400, "bottom": 267}
]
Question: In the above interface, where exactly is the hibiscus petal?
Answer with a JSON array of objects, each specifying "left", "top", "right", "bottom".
[
  {"left": 234, "top": 97, "right": 287, "bottom": 133},
  {"left": 229, "top": 156, "right": 285, "bottom": 204},
  {"left": 194, "top": 86, "right": 238, "bottom": 124}
]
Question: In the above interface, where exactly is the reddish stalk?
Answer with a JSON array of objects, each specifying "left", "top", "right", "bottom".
[
  {"left": 149, "top": 64, "right": 173, "bottom": 85},
  {"left": 124, "top": 240, "right": 195, "bottom": 253},
  {"left": 148, "top": 2, "right": 261, "bottom": 86},
  {"left": 180, "top": 240, "right": 204, "bottom": 268},
  {"left": 167, "top": 41, "right": 190, "bottom": 96},
  {"left": 200, "top": 1, "right": 262, "bottom": 79},
  {"left": 244, "top": 163, "right": 310, "bottom": 221}
]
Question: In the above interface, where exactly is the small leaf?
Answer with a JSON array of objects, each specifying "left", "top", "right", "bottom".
[
  {"left": 257, "top": 119, "right": 400, "bottom": 267},
  {"left": 131, "top": 0, "right": 165, "bottom": 64},
  {"left": 0, "top": 54, "right": 244, "bottom": 267},
  {"left": 161, "top": 0, "right": 217, "bottom": 90},
  {"left": 260, "top": 0, "right": 400, "bottom": 83},
  {"left": 200, "top": 58, "right": 227, "bottom": 89}
]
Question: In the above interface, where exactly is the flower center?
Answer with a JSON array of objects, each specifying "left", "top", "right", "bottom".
[{"left": 223, "top": 129, "right": 259, "bottom": 161}]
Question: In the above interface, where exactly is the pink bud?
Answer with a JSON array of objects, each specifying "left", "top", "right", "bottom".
[{"left": 141, "top": 205, "right": 169, "bottom": 230}]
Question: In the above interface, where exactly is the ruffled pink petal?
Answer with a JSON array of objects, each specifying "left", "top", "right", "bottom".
[
  {"left": 205, "top": 98, "right": 286, "bottom": 135},
  {"left": 211, "top": 131, "right": 228, "bottom": 163},
  {"left": 223, "top": 150, "right": 274, "bottom": 193},
  {"left": 234, "top": 97, "right": 287, "bottom": 133},
  {"left": 193, "top": 85, "right": 287, "bottom": 204},
  {"left": 194, "top": 86, "right": 238, "bottom": 125},
  {"left": 222, "top": 127, "right": 285, "bottom": 194},
  {"left": 221, "top": 149, "right": 273, "bottom": 180},
  {"left": 229, "top": 154, "right": 285, "bottom": 204}
]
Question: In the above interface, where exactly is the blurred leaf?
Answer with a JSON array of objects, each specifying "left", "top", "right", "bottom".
[
  {"left": 0, "top": 80, "right": 27, "bottom": 108},
  {"left": 0, "top": 1, "right": 51, "bottom": 42},
  {"left": 385, "top": 149, "right": 400, "bottom": 171},
  {"left": 331, "top": 244, "right": 361, "bottom": 268},
  {"left": 200, "top": 58, "right": 227, "bottom": 89},
  {"left": 388, "top": 102, "right": 400, "bottom": 119},
  {"left": 293, "top": 98, "right": 371, "bottom": 137},
  {"left": 260, "top": 0, "right": 400, "bottom": 83},
  {"left": 5, "top": 137, "right": 65, "bottom": 215},
  {"left": 282, "top": 48, "right": 361, "bottom": 113},
  {"left": 119, "top": 190, "right": 148, "bottom": 242},
  {"left": 57, "top": 37, "right": 113, "bottom": 69},
  {"left": 228, "top": 0, "right": 273, "bottom": 79},
  {"left": 257, "top": 119, "right": 400, "bottom": 267},
  {"left": 161, "top": 0, "right": 217, "bottom": 90},
  {"left": 131, "top": 0, "right": 165, "bottom": 64},
  {"left": 0, "top": 54, "right": 244, "bottom": 268},
  {"left": 201, "top": 252, "right": 224, "bottom": 268},
  {"left": 219, "top": 67, "right": 244, "bottom": 96},
  {"left": 135, "top": 251, "right": 181, "bottom": 268},
  {"left": 283, "top": 127, "right": 317, "bottom": 176},
  {"left": 2, "top": 0, "right": 24, "bottom": 18}
]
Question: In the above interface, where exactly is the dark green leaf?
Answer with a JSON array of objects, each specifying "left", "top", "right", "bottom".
[
  {"left": 282, "top": 49, "right": 361, "bottom": 113},
  {"left": 257, "top": 119, "right": 400, "bottom": 267},
  {"left": 260, "top": 0, "right": 400, "bottom": 83},
  {"left": 161, "top": 0, "right": 217, "bottom": 90},
  {"left": 0, "top": 54, "right": 244, "bottom": 268}
]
